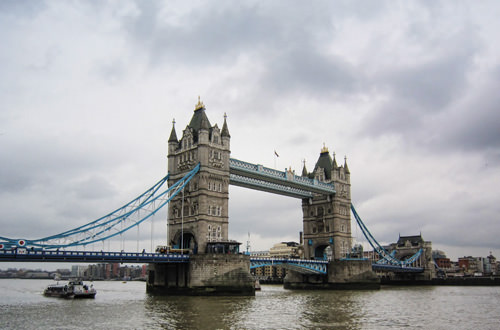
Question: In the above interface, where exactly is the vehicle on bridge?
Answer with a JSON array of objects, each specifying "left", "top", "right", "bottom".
[
  {"left": 205, "top": 241, "right": 241, "bottom": 254},
  {"left": 155, "top": 245, "right": 190, "bottom": 255}
]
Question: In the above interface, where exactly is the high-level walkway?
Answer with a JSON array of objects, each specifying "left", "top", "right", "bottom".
[{"left": 229, "top": 158, "right": 335, "bottom": 198}]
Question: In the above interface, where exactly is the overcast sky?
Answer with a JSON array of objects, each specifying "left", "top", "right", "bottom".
[{"left": 1, "top": 0, "right": 500, "bottom": 268}]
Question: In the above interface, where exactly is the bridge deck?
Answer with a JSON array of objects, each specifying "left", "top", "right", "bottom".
[
  {"left": 372, "top": 264, "right": 424, "bottom": 273},
  {"left": 1, "top": 250, "right": 425, "bottom": 274},
  {"left": 0, "top": 249, "right": 189, "bottom": 264}
]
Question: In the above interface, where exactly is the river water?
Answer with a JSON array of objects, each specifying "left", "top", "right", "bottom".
[{"left": 1, "top": 279, "right": 499, "bottom": 330}]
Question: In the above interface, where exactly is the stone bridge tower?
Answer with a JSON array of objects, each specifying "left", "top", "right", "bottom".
[
  {"left": 166, "top": 98, "right": 231, "bottom": 253},
  {"left": 301, "top": 146, "right": 352, "bottom": 260}
]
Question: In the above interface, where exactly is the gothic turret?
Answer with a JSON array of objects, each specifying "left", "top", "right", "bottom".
[
  {"left": 167, "top": 120, "right": 178, "bottom": 173},
  {"left": 344, "top": 156, "right": 350, "bottom": 174},
  {"left": 221, "top": 113, "right": 230, "bottom": 149},
  {"left": 301, "top": 162, "right": 308, "bottom": 177},
  {"left": 168, "top": 119, "right": 178, "bottom": 143},
  {"left": 221, "top": 113, "right": 230, "bottom": 138},
  {"left": 343, "top": 156, "right": 350, "bottom": 182}
]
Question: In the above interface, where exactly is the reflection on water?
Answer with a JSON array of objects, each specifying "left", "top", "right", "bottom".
[{"left": 1, "top": 279, "right": 500, "bottom": 330}]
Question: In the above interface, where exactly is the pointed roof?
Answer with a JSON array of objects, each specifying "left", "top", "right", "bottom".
[
  {"left": 187, "top": 97, "right": 212, "bottom": 142},
  {"left": 168, "top": 119, "right": 178, "bottom": 143},
  {"left": 188, "top": 108, "right": 212, "bottom": 132},
  {"left": 313, "top": 146, "right": 333, "bottom": 180},
  {"left": 301, "top": 163, "right": 308, "bottom": 177},
  {"left": 344, "top": 156, "right": 350, "bottom": 174},
  {"left": 332, "top": 152, "right": 338, "bottom": 169},
  {"left": 221, "top": 113, "right": 230, "bottom": 138}
]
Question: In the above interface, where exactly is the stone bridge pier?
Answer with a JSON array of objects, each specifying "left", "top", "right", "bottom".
[{"left": 284, "top": 259, "right": 379, "bottom": 290}]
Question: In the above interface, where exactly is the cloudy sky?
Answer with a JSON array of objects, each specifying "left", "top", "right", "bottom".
[{"left": 1, "top": 0, "right": 500, "bottom": 267}]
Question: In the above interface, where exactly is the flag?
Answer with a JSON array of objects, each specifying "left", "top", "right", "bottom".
[{"left": 274, "top": 150, "right": 279, "bottom": 157}]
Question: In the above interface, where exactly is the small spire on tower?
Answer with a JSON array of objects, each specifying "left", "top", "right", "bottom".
[
  {"left": 344, "top": 155, "right": 350, "bottom": 173},
  {"left": 221, "top": 112, "right": 230, "bottom": 137},
  {"left": 321, "top": 143, "right": 329, "bottom": 153},
  {"left": 195, "top": 96, "right": 205, "bottom": 111},
  {"left": 168, "top": 118, "right": 178, "bottom": 143},
  {"left": 301, "top": 158, "right": 308, "bottom": 177}
]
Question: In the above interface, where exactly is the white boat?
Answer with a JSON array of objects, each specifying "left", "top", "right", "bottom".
[{"left": 44, "top": 280, "right": 96, "bottom": 299}]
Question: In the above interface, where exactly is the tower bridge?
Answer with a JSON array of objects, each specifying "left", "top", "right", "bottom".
[{"left": 0, "top": 98, "right": 433, "bottom": 295}]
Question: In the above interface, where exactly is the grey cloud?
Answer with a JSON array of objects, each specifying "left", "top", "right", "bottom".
[
  {"left": 261, "top": 48, "right": 360, "bottom": 98},
  {"left": 439, "top": 70, "right": 500, "bottom": 154},
  {"left": 2, "top": 0, "right": 500, "bottom": 259},
  {"left": 0, "top": 0, "right": 47, "bottom": 18},
  {"left": 384, "top": 50, "right": 475, "bottom": 111},
  {"left": 69, "top": 175, "right": 117, "bottom": 200},
  {"left": 359, "top": 28, "right": 483, "bottom": 151},
  {"left": 121, "top": 2, "right": 280, "bottom": 67}
]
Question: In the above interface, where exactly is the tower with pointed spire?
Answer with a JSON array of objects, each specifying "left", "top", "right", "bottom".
[
  {"left": 300, "top": 145, "right": 352, "bottom": 260},
  {"left": 167, "top": 97, "right": 231, "bottom": 253}
]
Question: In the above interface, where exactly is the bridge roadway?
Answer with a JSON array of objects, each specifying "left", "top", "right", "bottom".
[
  {"left": 372, "top": 263, "right": 424, "bottom": 273},
  {"left": 0, "top": 249, "right": 328, "bottom": 273},
  {"left": 0, "top": 249, "right": 189, "bottom": 264},
  {"left": 0, "top": 249, "right": 423, "bottom": 273}
]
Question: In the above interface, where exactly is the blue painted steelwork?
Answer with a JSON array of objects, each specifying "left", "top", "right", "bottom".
[
  {"left": 229, "top": 158, "right": 335, "bottom": 198},
  {"left": 372, "top": 264, "right": 424, "bottom": 273},
  {"left": 351, "top": 204, "right": 424, "bottom": 267},
  {"left": 250, "top": 257, "right": 328, "bottom": 275},
  {"left": 0, "top": 249, "right": 189, "bottom": 263},
  {"left": 230, "top": 174, "right": 313, "bottom": 198},
  {"left": 0, "top": 164, "right": 201, "bottom": 250},
  {"left": 376, "top": 250, "right": 396, "bottom": 264}
]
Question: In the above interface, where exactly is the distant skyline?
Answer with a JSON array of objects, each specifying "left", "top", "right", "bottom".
[{"left": 1, "top": 1, "right": 500, "bottom": 264}]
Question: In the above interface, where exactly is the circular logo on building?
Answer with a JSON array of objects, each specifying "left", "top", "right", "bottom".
[{"left": 17, "top": 240, "right": 26, "bottom": 247}]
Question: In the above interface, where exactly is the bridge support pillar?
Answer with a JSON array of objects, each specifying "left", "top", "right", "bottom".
[
  {"left": 147, "top": 254, "right": 255, "bottom": 296},
  {"left": 284, "top": 259, "right": 380, "bottom": 290}
]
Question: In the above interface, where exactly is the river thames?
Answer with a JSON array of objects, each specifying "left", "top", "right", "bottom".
[{"left": 1, "top": 279, "right": 499, "bottom": 329}]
